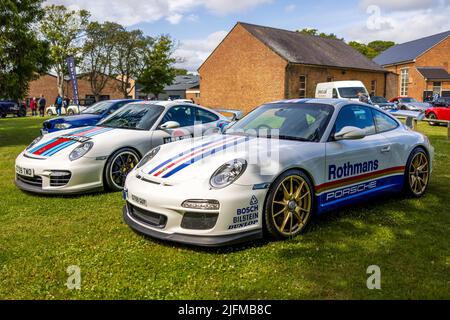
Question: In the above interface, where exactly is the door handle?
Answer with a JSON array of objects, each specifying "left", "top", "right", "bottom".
[{"left": 381, "top": 146, "right": 391, "bottom": 153}]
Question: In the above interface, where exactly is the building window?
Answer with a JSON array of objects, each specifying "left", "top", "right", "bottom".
[
  {"left": 299, "top": 75, "right": 307, "bottom": 98},
  {"left": 400, "top": 68, "right": 409, "bottom": 96},
  {"left": 195, "top": 92, "right": 200, "bottom": 98},
  {"left": 327, "top": 76, "right": 333, "bottom": 82},
  {"left": 370, "top": 80, "right": 377, "bottom": 96},
  {"left": 432, "top": 82, "right": 442, "bottom": 96}
]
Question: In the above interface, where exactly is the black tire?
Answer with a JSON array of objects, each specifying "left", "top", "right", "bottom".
[
  {"left": 104, "top": 148, "right": 140, "bottom": 191},
  {"left": 47, "top": 109, "right": 53, "bottom": 116},
  {"left": 427, "top": 112, "right": 438, "bottom": 126},
  {"left": 264, "top": 169, "right": 315, "bottom": 240},
  {"left": 68, "top": 109, "right": 75, "bottom": 116},
  {"left": 0, "top": 113, "right": 6, "bottom": 118},
  {"left": 403, "top": 148, "right": 430, "bottom": 198}
]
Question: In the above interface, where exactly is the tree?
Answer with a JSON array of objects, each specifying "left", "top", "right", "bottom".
[
  {"left": 297, "top": 28, "right": 344, "bottom": 40},
  {"left": 138, "top": 35, "right": 177, "bottom": 99},
  {"left": 297, "top": 27, "right": 396, "bottom": 59},
  {"left": 367, "top": 40, "right": 396, "bottom": 55},
  {"left": 82, "top": 21, "right": 122, "bottom": 101},
  {"left": 348, "top": 41, "right": 379, "bottom": 60},
  {"left": 174, "top": 68, "right": 189, "bottom": 76},
  {"left": 40, "top": 5, "right": 89, "bottom": 97},
  {"left": 0, "top": 0, "right": 51, "bottom": 100},
  {"left": 114, "top": 29, "right": 153, "bottom": 98}
]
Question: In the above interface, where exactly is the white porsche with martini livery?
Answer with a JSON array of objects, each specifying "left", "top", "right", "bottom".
[
  {"left": 15, "top": 101, "right": 231, "bottom": 194},
  {"left": 123, "top": 99, "right": 433, "bottom": 246}
]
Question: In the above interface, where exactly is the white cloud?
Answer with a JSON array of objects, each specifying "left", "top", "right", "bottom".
[
  {"left": 174, "top": 30, "right": 228, "bottom": 72},
  {"left": 44, "top": 0, "right": 271, "bottom": 26},
  {"left": 166, "top": 13, "right": 183, "bottom": 25},
  {"left": 285, "top": 4, "right": 297, "bottom": 12},
  {"left": 346, "top": 2, "right": 450, "bottom": 43},
  {"left": 359, "top": 0, "right": 442, "bottom": 12}
]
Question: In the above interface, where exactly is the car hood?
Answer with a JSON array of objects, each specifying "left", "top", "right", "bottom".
[
  {"left": 25, "top": 126, "right": 141, "bottom": 159},
  {"left": 405, "top": 102, "right": 430, "bottom": 110},
  {"left": 45, "top": 114, "right": 102, "bottom": 125},
  {"left": 137, "top": 134, "right": 324, "bottom": 186}
]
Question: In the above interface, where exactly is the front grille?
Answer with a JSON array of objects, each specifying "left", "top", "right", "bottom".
[
  {"left": 17, "top": 174, "right": 42, "bottom": 187},
  {"left": 181, "top": 212, "right": 219, "bottom": 230},
  {"left": 50, "top": 171, "right": 71, "bottom": 187},
  {"left": 127, "top": 203, "right": 167, "bottom": 229}
]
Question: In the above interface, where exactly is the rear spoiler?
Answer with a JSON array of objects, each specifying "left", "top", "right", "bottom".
[
  {"left": 213, "top": 108, "right": 244, "bottom": 122},
  {"left": 389, "top": 109, "right": 425, "bottom": 128}
]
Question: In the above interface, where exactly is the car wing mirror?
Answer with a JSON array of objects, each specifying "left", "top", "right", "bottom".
[
  {"left": 334, "top": 126, "right": 366, "bottom": 141},
  {"left": 159, "top": 121, "right": 180, "bottom": 130}
]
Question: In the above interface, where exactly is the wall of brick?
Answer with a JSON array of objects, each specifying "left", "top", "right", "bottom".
[
  {"left": 66, "top": 75, "right": 125, "bottom": 102},
  {"left": 198, "top": 23, "right": 288, "bottom": 114},
  {"left": 286, "top": 65, "right": 386, "bottom": 99},
  {"left": 383, "top": 37, "right": 450, "bottom": 100},
  {"left": 27, "top": 74, "right": 59, "bottom": 106},
  {"left": 27, "top": 74, "right": 126, "bottom": 106}
]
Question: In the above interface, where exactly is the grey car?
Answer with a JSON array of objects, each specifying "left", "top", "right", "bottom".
[{"left": 392, "top": 97, "right": 431, "bottom": 112}]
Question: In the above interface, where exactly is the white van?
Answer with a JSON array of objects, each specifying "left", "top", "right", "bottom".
[{"left": 315, "top": 81, "right": 369, "bottom": 101}]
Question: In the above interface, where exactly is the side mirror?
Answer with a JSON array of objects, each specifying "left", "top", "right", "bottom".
[
  {"left": 159, "top": 121, "right": 180, "bottom": 130},
  {"left": 334, "top": 126, "right": 366, "bottom": 141}
]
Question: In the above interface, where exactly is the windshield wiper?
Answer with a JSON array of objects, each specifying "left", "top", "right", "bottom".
[{"left": 276, "top": 135, "right": 310, "bottom": 142}]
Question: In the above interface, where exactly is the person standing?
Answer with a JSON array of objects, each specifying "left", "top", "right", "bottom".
[
  {"left": 30, "top": 97, "right": 37, "bottom": 116},
  {"left": 64, "top": 96, "right": 70, "bottom": 113},
  {"left": 38, "top": 94, "right": 46, "bottom": 117},
  {"left": 55, "top": 94, "right": 63, "bottom": 116}
]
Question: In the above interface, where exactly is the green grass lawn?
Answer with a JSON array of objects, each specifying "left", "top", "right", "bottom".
[{"left": 0, "top": 116, "right": 449, "bottom": 299}]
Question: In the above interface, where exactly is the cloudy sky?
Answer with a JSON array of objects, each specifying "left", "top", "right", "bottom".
[{"left": 45, "top": 0, "right": 450, "bottom": 72}]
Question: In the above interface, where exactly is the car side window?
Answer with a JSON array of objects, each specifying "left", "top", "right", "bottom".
[
  {"left": 372, "top": 109, "right": 399, "bottom": 133},
  {"left": 334, "top": 105, "right": 376, "bottom": 135},
  {"left": 162, "top": 105, "right": 195, "bottom": 127},
  {"left": 195, "top": 107, "right": 219, "bottom": 124}
]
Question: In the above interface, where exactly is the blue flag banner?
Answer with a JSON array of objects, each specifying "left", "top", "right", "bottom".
[{"left": 66, "top": 56, "right": 79, "bottom": 105}]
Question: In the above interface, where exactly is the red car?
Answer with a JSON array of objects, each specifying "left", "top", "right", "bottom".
[{"left": 425, "top": 97, "right": 450, "bottom": 125}]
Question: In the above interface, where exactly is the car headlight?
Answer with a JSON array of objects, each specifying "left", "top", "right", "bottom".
[
  {"left": 55, "top": 123, "right": 72, "bottom": 130},
  {"left": 26, "top": 136, "right": 43, "bottom": 150},
  {"left": 69, "top": 141, "right": 93, "bottom": 161},
  {"left": 137, "top": 146, "right": 160, "bottom": 169},
  {"left": 210, "top": 159, "right": 247, "bottom": 189}
]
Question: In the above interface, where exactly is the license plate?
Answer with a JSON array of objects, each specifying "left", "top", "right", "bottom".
[
  {"left": 16, "top": 165, "right": 34, "bottom": 177},
  {"left": 131, "top": 194, "right": 147, "bottom": 206}
]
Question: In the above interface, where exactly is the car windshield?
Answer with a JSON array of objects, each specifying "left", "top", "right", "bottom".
[
  {"left": 399, "top": 98, "right": 417, "bottom": 103},
  {"left": 98, "top": 103, "right": 165, "bottom": 130},
  {"left": 338, "top": 87, "right": 368, "bottom": 98},
  {"left": 225, "top": 103, "right": 334, "bottom": 142},
  {"left": 81, "top": 101, "right": 113, "bottom": 115},
  {"left": 371, "top": 96, "right": 388, "bottom": 103}
]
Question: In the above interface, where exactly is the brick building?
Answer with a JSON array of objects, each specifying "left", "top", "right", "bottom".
[
  {"left": 27, "top": 73, "right": 126, "bottom": 106},
  {"left": 198, "top": 22, "right": 387, "bottom": 113},
  {"left": 374, "top": 31, "right": 450, "bottom": 101}
]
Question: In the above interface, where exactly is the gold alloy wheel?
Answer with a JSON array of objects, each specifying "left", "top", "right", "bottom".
[
  {"left": 409, "top": 152, "right": 429, "bottom": 196},
  {"left": 271, "top": 175, "right": 312, "bottom": 236}
]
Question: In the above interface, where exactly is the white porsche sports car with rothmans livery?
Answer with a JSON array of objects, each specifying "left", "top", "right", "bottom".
[
  {"left": 123, "top": 99, "right": 434, "bottom": 247},
  {"left": 15, "top": 101, "right": 232, "bottom": 194}
]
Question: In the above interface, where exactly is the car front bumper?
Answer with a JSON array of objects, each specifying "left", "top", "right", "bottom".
[
  {"left": 15, "top": 152, "right": 106, "bottom": 194},
  {"left": 123, "top": 205, "right": 263, "bottom": 247},
  {"left": 122, "top": 174, "right": 268, "bottom": 246}
]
